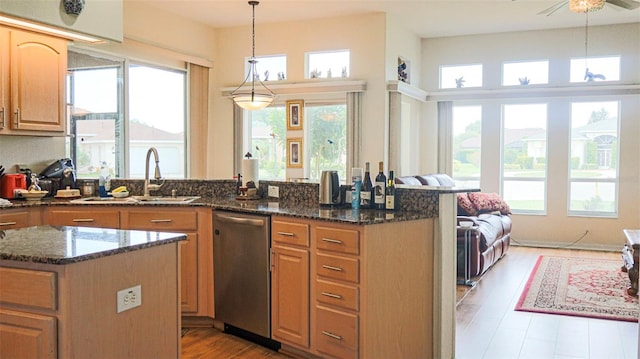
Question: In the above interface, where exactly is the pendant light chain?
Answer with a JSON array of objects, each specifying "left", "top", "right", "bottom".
[{"left": 584, "top": 11, "right": 589, "bottom": 68}]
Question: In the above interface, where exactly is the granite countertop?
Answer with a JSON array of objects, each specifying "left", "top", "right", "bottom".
[
  {"left": 0, "top": 225, "right": 186, "bottom": 265},
  {"left": 2, "top": 196, "right": 433, "bottom": 225}
]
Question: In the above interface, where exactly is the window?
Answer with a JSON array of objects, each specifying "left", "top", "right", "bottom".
[
  {"left": 252, "top": 55, "right": 286, "bottom": 81},
  {"left": 502, "top": 103, "right": 547, "bottom": 213},
  {"left": 306, "top": 50, "right": 350, "bottom": 79},
  {"left": 306, "top": 104, "right": 347, "bottom": 180},
  {"left": 67, "top": 51, "right": 187, "bottom": 179},
  {"left": 569, "top": 101, "right": 619, "bottom": 215},
  {"left": 502, "top": 60, "right": 549, "bottom": 86},
  {"left": 452, "top": 105, "right": 481, "bottom": 188},
  {"left": 244, "top": 101, "right": 347, "bottom": 181},
  {"left": 440, "top": 64, "right": 482, "bottom": 89},
  {"left": 248, "top": 106, "right": 287, "bottom": 180},
  {"left": 570, "top": 56, "right": 620, "bottom": 83}
]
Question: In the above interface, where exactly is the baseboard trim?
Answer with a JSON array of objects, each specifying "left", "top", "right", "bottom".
[{"left": 511, "top": 241, "right": 621, "bottom": 252}]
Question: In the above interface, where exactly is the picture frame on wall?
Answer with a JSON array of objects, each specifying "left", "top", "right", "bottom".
[
  {"left": 286, "top": 100, "right": 304, "bottom": 130},
  {"left": 287, "top": 138, "right": 303, "bottom": 168}
]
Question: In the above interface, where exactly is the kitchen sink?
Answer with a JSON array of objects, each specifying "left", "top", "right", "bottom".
[
  {"left": 70, "top": 196, "right": 200, "bottom": 205},
  {"left": 70, "top": 197, "right": 139, "bottom": 204},
  {"left": 130, "top": 196, "right": 201, "bottom": 204}
]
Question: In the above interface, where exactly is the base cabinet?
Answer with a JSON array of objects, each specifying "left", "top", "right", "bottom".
[
  {"left": 272, "top": 216, "right": 435, "bottom": 359},
  {"left": 42, "top": 205, "right": 213, "bottom": 318},
  {"left": 0, "top": 308, "right": 57, "bottom": 358}
]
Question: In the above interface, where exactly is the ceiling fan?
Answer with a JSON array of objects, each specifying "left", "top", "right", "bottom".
[{"left": 532, "top": 0, "right": 640, "bottom": 16}]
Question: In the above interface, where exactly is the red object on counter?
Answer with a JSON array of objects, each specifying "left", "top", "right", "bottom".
[{"left": 0, "top": 173, "right": 27, "bottom": 199}]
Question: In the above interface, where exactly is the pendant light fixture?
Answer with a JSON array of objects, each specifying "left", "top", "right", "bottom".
[{"left": 231, "top": 1, "right": 275, "bottom": 111}]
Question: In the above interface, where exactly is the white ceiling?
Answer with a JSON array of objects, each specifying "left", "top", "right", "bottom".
[{"left": 138, "top": 0, "right": 640, "bottom": 38}]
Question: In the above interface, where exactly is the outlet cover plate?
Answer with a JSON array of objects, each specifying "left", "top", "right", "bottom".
[
  {"left": 268, "top": 185, "right": 279, "bottom": 198},
  {"left": 117, "top": 285, "right": 141, "bottom": 313}
]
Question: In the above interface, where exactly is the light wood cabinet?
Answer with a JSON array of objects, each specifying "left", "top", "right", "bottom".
[
  {"left": 44, "top": 208, "right": 120, "bottom": 228},
  {"left": 41, "top": 205, "right": 213, "bottom": 318},
  {"left": 0, "top": 26, "right": 67, "bottom": 135},
  {"left": 0, "top": 208, "right": 39, "bottom": 229},
  {"left": 274, "top": 217, "right": 435, "bottom": 359},
  {"left": 122, "top": 208, "right": 201, "bottom": 314},
  {"left": 0, "top": 240, "right": 181, "bottom": 358},
  {"left": 0, "top": 308, "right": 56, "bottom": 358},
  {"left": 271, "top": 217, "right": 310, "bottom": 348}
]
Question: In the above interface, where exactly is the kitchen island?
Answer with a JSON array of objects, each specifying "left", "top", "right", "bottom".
[{"left": 0, "top": 225, "right": 186, "bottom": 358}]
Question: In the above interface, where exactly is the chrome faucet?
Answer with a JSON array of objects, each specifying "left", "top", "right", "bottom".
[{"left": 144, "top": 147, "right": 164, "bottom": 197}]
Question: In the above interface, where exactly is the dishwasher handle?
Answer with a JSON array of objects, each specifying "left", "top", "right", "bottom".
[{"left": 215, "top": 212, "right": 267, "bottom": 227}]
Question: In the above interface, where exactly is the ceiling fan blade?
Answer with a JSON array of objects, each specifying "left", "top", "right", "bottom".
[
  {"left": 537, "top": 1, "right": 569, "bottom": 16},
  {"left": 606, "top": 0, "right": 640, "bottom": 10}
]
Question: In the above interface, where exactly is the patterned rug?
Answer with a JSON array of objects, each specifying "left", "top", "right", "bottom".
[{"left": 515, "top": 256, "right": 639, "bottom": 322}]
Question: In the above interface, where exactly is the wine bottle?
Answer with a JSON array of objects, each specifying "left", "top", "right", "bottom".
[
  {"left": 374, "top": 161, "right": 386, "bottom": 210},
  {"left": 385, "top": 170, "right": 396, "bottom": 211},
  {"left": 361, "top": 162, "right": 373, "bottom": 208}
]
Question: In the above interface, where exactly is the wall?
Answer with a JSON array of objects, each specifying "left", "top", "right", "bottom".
[
  {"left": 0, "top": 0, "right": 123, "bottom": 42},
  {"left": 210, "top": 13, "right": 388, "bottom": 179},
  {"left": 421, "top": 23, "right": 640, "bottom": 249}
]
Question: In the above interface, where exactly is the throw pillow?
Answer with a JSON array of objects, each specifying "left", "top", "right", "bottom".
[
  {"left": 457, "top": 193, "right": 477, "bottom": 216},
  {"left": 468, "top": 192, "right": 511, "bottom": 215}
]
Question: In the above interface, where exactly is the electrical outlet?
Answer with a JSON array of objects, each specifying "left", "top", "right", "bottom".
[
  {"left": 117, "top": 285, "right": 142, "bottom": 313},
  {"left": 268, "top": 185, "right": 279, "bottom": 198}
]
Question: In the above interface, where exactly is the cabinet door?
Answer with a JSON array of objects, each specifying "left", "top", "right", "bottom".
[
  {"left": 124, "top": 208, "right": 199, "bottom": 314},
  {"left": 10, "top": 30, "right": 66, "bottom": 132},
  {"left": 0, "top": 308, "right": 57, "bottom": 359},
  {"left": 271, "top": 245, "right": 310, "bottom": 348},
  {"left": 0, "top": 28, "right": 8, "bottom": 132},
  {"left": 179, "top": 232, "right": 198, "bottom": 314}
]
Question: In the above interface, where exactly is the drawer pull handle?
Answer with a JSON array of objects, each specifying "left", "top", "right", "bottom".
[
  {"left": 321, "top": 331, "right": 342, "bottom": 340},
  {"left": 0, "top": 221, "right": 17, "bottom": 226},
  {"left": 322, "top": 264, "right": 343, "bottom": 272},
  {"left": 321, "top": 237, "right": 343, "bottom": 244},
  {"left": 321, "top": 292, "right": 343, "bottom": 299},
  {"left": 150, "top": 219, "right": 173, "bottom": 223},
  {"left": 72, "top": 219, "right": 95, "bottom": 223},
  {"left": 277, "top": 231, "right": 295, "bottom": 237}
]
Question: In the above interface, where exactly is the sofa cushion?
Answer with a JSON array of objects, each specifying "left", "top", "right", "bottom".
[
  {"left": 457, "top": 193, "right": 478, "bottom": 216},
  {"left": 415, "top": 175, "right": 440, "bottom": 186},
  {"left": 395, "top": 176, "right": 423, "bottom": 186},
  {"left": 468, "top": 192, "right": 511, "bottom": 215}
]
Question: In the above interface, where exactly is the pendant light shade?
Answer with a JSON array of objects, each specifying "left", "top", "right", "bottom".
[{"left": 231, "top": 1, "right": 274, "bottom": 110}]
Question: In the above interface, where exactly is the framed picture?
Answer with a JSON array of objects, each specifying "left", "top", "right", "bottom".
[
  {"left": 286, "top": 100, "right": 304, "bottom": 130},
  {"left": 287, "top": 138, "right": 303, "bottom": 168}
]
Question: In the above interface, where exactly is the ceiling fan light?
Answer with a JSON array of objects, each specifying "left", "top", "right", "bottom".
[{"left": 569, "top": 0, "right": 606, "bottom": 13}]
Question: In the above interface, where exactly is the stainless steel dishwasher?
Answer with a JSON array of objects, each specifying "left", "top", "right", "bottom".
[{"left": 213, "top": 211, "right": 278, "bottom": 348}]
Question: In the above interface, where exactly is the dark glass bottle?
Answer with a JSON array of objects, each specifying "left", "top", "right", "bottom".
[
  {"left": 385, "top": 170, "right": 396, "bottom": 211},
  {"left": 361, "top": 162, "right": 373, "bottom": 209},
  {"left": 374, "top": 161, "right": 386, "bottom": 210}
]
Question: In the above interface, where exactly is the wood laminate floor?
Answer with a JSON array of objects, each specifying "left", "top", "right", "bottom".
[
  {"left": 456, "top": 245, "right": 638, "bottom": 359},
  {"left": 181, "top": 246, "right": 638, "bottom": 358}
]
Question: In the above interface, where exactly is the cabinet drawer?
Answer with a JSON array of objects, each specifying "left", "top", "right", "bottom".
[
  {"left": 316, "top": 226, "right": 359, "bottom": 255},
  {"left": 316, "top": 253, "right": 359, "bottom": 284},
  {"left": 47, "top": 209, "right": 120, "bottom": 228},
  {"left": 0, "top": 267, "right": 57, "bottom": 310},
  {"left": 0, "top": 211, "right": 29, "bottom": 229},
  {"left": 316, "top": 306, "right": 358, "bottom": 359},
  {"left": 315, "top": 279, "right": 359, "bottom": 312},
  {"left": 272, "top": 219, "right": 309, "bottom": 247},
  {"left": 126, "top": 210, "right": 197, "bottom": 231}
]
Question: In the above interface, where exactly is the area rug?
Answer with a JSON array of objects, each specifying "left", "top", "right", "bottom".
[{"left": 515, "top": 256, "right": 639, "bottom": 322}]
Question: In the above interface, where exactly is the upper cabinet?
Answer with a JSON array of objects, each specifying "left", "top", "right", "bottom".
[{"left": 1, "top": 27, "right": 67, "bottom": 135}]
